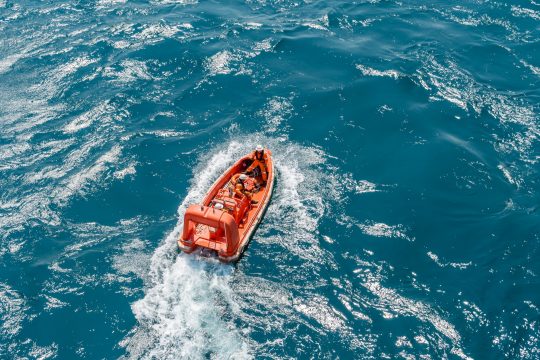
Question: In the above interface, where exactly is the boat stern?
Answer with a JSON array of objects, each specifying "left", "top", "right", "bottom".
[{"left": 178, "top": 204, "right": 241, "bottom": 260}]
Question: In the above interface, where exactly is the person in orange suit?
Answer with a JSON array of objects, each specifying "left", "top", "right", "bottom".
[
  {"left": 233, "top": 174, "right": 248, "bottom": 197},
  {"left": 246, "top": 145, "right": 268, "bottom": 184},
  {"left": 234, "top": 173, "right": 258, "bottom": 204}
]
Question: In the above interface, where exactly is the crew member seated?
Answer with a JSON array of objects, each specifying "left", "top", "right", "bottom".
[
  {"left": 234, "top": 173, "right": 258, "bottom": 204},
  {"left": 246, "top": 145, "right": 268, "bottom": 184},
  {"left": 234, "top": 174, "right": 251, "bottom": 199}
]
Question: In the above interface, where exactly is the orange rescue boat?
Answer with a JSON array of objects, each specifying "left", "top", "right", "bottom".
[{"left": 178, "top": 148, "right": 275, "bottom": 262}]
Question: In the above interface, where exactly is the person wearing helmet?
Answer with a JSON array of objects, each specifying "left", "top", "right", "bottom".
[
  {"left": 246, "top": 145, "right": 268, "bottom": 183},
  {"left": 233, "top": 173, "right": 258, "bottom": 203},
  {"left": 234, "top": 173, "right": 249, "bottom": 198}
]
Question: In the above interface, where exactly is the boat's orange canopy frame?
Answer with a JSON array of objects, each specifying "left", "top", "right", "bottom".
[{"left": 181, "top": 204, "right": 240, "bottom": 257}]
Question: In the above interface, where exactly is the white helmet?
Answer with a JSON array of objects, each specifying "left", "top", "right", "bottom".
[
  {"left": 255, "top": 144, "right": 264, "bottom": 152},
  {"left": 214, "top": 202, "right": 224, "bottom": 210},
  {"left": 239, "top": 174, "right": 248, "bottom": 181}
]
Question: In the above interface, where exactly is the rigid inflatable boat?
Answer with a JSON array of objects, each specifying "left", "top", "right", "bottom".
[{"left": 178, "top": 149, "right": 275, "bottom": 262}]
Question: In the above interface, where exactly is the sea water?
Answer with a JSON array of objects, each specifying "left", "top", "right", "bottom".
[{"left": 0, "top": 1, "right": 539, "bottom": 359}]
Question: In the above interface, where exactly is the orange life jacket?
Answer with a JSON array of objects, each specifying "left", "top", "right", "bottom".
[
  {"left": 254, "top": 150, "right": 265, "bottom": 161},
  {"left": 243, "top": 177, "right": 255, "bottom": 191}
]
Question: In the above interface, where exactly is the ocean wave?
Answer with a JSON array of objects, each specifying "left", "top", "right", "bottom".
[
  {"left": 427, "top": 251, "right": 472, "bottom": 270},
  {"left": 0, "top": 126, "right": 126, "bottom": 240},
  {"left": 0, "top": 283, "right": 27, "bottom": 339},
  {"left": 103, "top": 59, "right": 155, "bottom": 83},
  {"left": 0, "top": 283, "right": 57, "bottom": 358},
  {"left": 293, "top": 295, "right": 347, "bottom": 332},
  {"left": 357, "top": 221, "right": 414, "bottom": 241},
  {"left": 236, "top": 22, "right": 263, "bottom": 30},
  {"left": 414, "top": 53, "right": 539, "bottom": 169},
  {"left": 359, "top": 269, "right": 471, "bottom": 359},
  {"left": 114, "top": 162, "right": 137, "bottom": 179},
  {"left": 150, "top": 0, "right": 198, "bottom": 5},
  {"left": 258, "top": 96, "right": 294, "bottom": 133},
  {"left": 107, "top": 22, "right": 194, "bottom": 49},
  {"left": 1, "top": 1, "right": 539, "bottom": 358},
  {"left": 519, "top": 58, "right": 540, "bottom": 77},
  {"left": 53, "top": 145, "right": 122, "bottom": 204},
  {"left": 204, "top": 40, "right": 275, "bottom": 77},
  {"left": 304, "top": 14, "right": 329, "bottom": 31},
  {"left": 511, "top": 5, "right": 540, "bottom": 21},
  {"left": 205, "top": 50, "right": 239, "bottom": 75},
  {"left": 492, "top": 301, "right": 540, "bottom": 358},
  {"left": 0, "top": 52, "right": 26, "bottom": 75},
  {"left": 96, "top": 0, "right": 127, "bottom": 9},
  {"left": 356, "top": 64, "right": 402, "bottom": 80},
  {"left": 431, "top": 6, "right": 521, "bottom": 41},
  {"left": 63, "top": 101, "right": 114, "bottom": 134}
]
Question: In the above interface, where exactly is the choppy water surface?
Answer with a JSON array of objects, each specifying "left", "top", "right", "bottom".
[{"left": 1, "top": 0, "right": 539, "bottom": 359}]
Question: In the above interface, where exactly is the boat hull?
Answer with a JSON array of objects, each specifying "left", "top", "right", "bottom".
[{"left": 178, "top": 150, "right": 275, "bottom": 262}]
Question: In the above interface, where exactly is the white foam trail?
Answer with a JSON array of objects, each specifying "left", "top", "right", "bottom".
[
  {"left": 122, "top": 137, "right": 388, "bottom": 357},
  {"left": 259, "top": 143, "right": 330, "bottom": 263},
  {"left": 121, "top": 141, "right": 252, "bottom": 360},
  {"left": 122, "top": 137, "right": 353, "bottom": 357},
  {"left": 124, "top": 258, "right": 250, "bottom": 360}
]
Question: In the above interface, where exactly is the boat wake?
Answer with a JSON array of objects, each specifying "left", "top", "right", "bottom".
[
  {"left": 120, "top": 141, "right": 251, "bottom": 359},
  {"left": 121, "top": 137, "right": 344, "bottom": 358},
  {"left": 121, "top": 136, "right": 472, "bottom": 358}
]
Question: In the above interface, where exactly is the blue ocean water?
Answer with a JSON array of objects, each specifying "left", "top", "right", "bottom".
[{"left": 1, "top": 0, "right": 540, "bottom": 358}]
